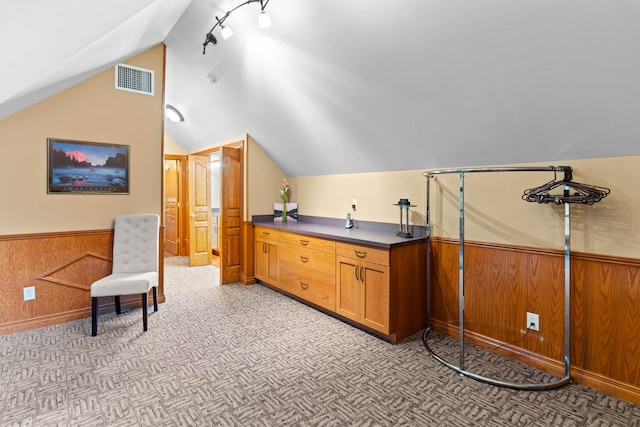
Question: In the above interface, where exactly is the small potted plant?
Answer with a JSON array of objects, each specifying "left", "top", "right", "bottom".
[{"left": 280, "top": 178, "right": 291, "bottom": 222}]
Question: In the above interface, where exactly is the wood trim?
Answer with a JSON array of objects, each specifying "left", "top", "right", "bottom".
[
  {"left": 571, "top": 366, "right": 640, "bottom": 406},
  {"left": 429, "top": 318, "right": 640, "bottom": 405},
  {"left": 0, "top": 229, "right": 113, "bottom": 241},
  {"left": 429, "top": 237, "right": 640, "bottom": 405},
  {"left": 430, "top": 236, "right": 640, "bottom": 266},
  {"left": 240, "top": 220, "right": 256, "bottom": 285},
  {"left": 0, "top": 292, "right": 166, "bottom": 336},
  {"left": 0, "top": 307, "right": 94, "bottom": 335},
  {"left": 429, "top": 318, "right": 566, "bottom": 375}
]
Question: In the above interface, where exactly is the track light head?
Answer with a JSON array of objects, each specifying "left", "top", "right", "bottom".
[
  {"left": 221, "top": 25, "right": 233, "bottom": 40},
  {"left": 258, "top": 11, "right": 271, "bottom": 28}
]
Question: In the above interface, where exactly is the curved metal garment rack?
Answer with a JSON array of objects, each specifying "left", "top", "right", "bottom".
[{"left": 422, "top": 165, "right": 605, "bottom": 390}]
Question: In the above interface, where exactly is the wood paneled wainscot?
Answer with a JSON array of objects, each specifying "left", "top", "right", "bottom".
[
  {"left": 253, "top": 224, "right": 427, "bottom": 343},
  {"left": 0, "top": 228, "right": 165, "bottom": 335}
]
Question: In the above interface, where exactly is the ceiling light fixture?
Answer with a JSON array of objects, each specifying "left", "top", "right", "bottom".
[
  {"left": 165, "top": 105, "right": 184, "bottom": 122},
  {"left": 258, "top": 11, "right": 271, "bottom": 28},
  {"left": 202, "top": 0, "right": 271, "bottom": 54},
  {"left": 220, "top": 24, "right": 233, "bottom": 40}
]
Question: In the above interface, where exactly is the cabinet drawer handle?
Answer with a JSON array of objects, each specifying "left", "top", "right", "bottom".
[
  {"left": 263, "top": 243, "right": 267, "bottom": 253},
  {"left": 299, "top": 281, "right": 309, "bottom": 289},
  {"left": 300, "top": 256, "right": 309, "bottom": 263},
  {"left": 360, "top": 266, "right": 365, "bottom": 282},
  {"left": 355, "top": 265, "right": 359, "bottom": 281},
  {"left": 262, "top": 231, "right": 270, "bottom": 235},
  {"left": 300, "top": 239, "right": 309, "bottom": 246},
  {"left": 355, "top": 250, "right": 366, "bottom": 258}
]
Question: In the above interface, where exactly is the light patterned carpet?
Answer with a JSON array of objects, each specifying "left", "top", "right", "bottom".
[{"left": 1, "top": 256, "right": 638, "bottom": 426}]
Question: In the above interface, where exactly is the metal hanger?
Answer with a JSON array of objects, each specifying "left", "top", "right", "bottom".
[{"left": 522, "top": 167, "right": 610, "bottom": 205}]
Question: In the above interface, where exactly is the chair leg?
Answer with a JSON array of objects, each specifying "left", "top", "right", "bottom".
[
  {"left": 153, "top": 287, "right": 158, "bottom": 312},
  {"left": 91, "top": 297, "right": 98, "bottom": 337},
  {"left": 115, "top": 296, "right": 121, "bottom": 314},
  {"left": 142, "top": 293, "right": 148, "bottom": 332}
]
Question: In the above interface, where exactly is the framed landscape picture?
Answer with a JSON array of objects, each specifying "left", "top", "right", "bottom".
[{"left": 47, "top": 138, "right": 130, "bottom": 194}]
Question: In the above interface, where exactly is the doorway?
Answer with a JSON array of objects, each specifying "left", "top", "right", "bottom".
[{"left": 163, "top": 138, "right": 246, "bottom": 284}]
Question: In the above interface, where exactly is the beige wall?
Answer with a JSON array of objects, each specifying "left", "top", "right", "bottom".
[
  {"left": 247, "top": 135, "right": 287, "bottom": 220},
  {"left": 290, "top": 156, "right": 639, "bottom": 259},
  {"left": 289, "top": 170, "right": 426, "bottom": 226},
  {"left": 0, "top": 45, "right": 165, "bottom": 235},
  {"left": 164, "top": 133, "right": 187, "bottom": 155}
]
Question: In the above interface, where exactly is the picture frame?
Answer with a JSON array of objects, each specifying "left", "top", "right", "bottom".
[{"left": 47, "top": 138, "right": 130, "bottom": 194}]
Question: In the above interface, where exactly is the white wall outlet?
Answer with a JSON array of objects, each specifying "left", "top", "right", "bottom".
[
  {"left": 23, "top": 286, "right": 36, "bottom": 301},
  {"left": 526, "top": 312, "right": 539, "bottom": 331},
  {"left": 352, "top": 199, "right": 358, "bottom": 210}
]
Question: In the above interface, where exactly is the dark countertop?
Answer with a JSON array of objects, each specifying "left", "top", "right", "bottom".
[{"left": 253, "top": 220, "right": 427, "bottom": 249}]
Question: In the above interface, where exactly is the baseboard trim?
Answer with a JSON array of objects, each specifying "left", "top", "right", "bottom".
[
  {"left": 429, "top": 319, "right": 640, "bottom": 405},
  {"left": 0, "top": 308, "right": 92, "bottom": 335},
  {"left": 0, "top": 294, "right": 166, "bottom": 336}
]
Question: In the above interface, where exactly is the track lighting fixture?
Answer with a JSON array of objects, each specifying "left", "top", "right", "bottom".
[{"left": 202, "top": 0, "right": 271, "bottom": 54}]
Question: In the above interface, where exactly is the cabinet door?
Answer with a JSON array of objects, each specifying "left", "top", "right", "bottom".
[
  {"left": 361, "top": 261, "right": 390, "bottom": 334},
  {"left": 255, "top": 240, "right": 269, "bottom": 282},
  {"left": 266, "top": 243, "right": 279, "bottom": 284},
  {"left": 255, "top": 240, "right": 278, "bottom": 286},
  {"left": 336, "top": 256, "right": 360, "bottom": 322}
]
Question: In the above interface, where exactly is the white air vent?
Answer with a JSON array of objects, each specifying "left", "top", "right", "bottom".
[{"left": 115, "top": 63, "right": 154, "bottom": 96}]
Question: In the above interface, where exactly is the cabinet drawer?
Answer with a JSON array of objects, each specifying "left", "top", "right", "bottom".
[
  {"left": 279, "top": 244, "right": 335, "bottom": 275},
  {"left": 280, "top": 232, "right": 335, "bottom": 253},
  {"left": 336, "top": 242, "right": 389, "bottom": 266},
  {"left": 279, "top": 262, "right": 335, "bottom": 311},
  {"left": 254, "top": 226, "right": 280, "bottom": 242}
]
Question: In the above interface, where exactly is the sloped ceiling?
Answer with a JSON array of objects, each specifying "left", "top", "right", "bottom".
[
  {"left": 3, "top": 1, "right": 640, "bottom": 177},
  {"left": 0, "top": 0, "right": 191, "bottom": 120}
]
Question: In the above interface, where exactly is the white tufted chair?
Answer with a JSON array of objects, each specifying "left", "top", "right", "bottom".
[{"left": 90, "top": 214, "right": 160, "bottom": 336}]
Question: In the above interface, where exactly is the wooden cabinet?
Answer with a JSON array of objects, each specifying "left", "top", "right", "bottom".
[
  {"left": 253, "top": 224, "right": 426, "bottom": 342},
  {"left": 336, "top": 243, "right": 390, "bottom": 334},
  {"left": 279, "top": 232, "right": 336, "bottom": 311},
  {"left": 254, "top": 226, "right": 279, "bottom": 286}
]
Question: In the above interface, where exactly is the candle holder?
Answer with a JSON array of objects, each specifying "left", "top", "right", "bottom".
[{"left": 393, "top": 198, "right": 416, "bottom": 237}]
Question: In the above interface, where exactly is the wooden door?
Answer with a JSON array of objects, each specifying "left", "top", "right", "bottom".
[
  {"left": 188, "top": 155, "right": 212, "bottom": 266},
  {"left": 220, "top": 146, "right": 242, "bottom": 284},
  {"left": 336, "top": 256, "right": 360, "bottom": 322},
  {"left": 164, "top": 159, "right": 179, "bottom": 255},
  {"left": 361, "top": 261, "right": 390, "bottom": 333}
]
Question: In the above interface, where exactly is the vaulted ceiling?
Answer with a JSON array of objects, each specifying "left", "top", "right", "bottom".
[{"left": 3, "top": 1, "right": 640, "bottom": 177}]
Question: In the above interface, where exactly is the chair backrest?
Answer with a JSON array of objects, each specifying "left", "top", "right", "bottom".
[{"left": 112, "top": 214, "right": 160, "bottom": 274}]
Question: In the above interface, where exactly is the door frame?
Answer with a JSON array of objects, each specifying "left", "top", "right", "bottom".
[{"left": 189, "top": 138, "right": 246, "bottom": 284}]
